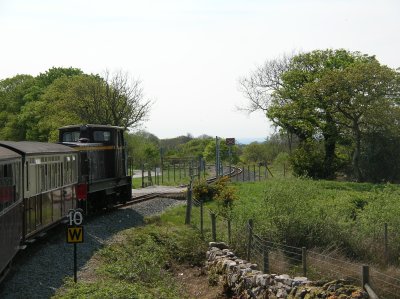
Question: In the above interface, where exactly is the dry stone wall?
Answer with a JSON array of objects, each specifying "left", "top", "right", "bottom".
[{"left": 206, "top": 242, "right": 369, "bottom": 299}]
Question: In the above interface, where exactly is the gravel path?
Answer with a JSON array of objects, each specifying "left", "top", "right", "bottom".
[{"left": 0, "top": 197, "right": 185, "bottom": 299}]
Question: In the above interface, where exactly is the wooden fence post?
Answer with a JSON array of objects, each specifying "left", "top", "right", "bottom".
[
  {"left": 200, "top": 201, "right": 204, "bottom": 236},
  {"left": 141, "top": 164, "right": 145, "bottom": 188},
  {"left": 384, "top": 223, "right": 388, "bottom": 265},
  {"left": 302, "top": 247, "right": 307, "bottom": 277},
  {"left": 362, "top": 265, "right": 369, "bottom": 287},
  {"left": 247, "top": 219, "right": 254, "bottom": 261},
  {"left": 228, "top": 219, "right": 231, "bottom": 245},
  {"left": 185, "top": 180, "right": 192, "bottom": 225},
  {"left": 211, "top": 213, "right": 217, "bottom": 241},
  {"left": 263, "top": 242, "right": 269, "bottom": 273}
]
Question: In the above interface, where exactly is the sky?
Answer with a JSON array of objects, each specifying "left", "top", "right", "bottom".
[{"left": 1, "top": 0, "right": 399, "bottom": 142}]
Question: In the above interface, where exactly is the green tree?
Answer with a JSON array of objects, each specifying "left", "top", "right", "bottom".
[
  {"left": 125, "top": 131, "right": 160, "bottom": 167},
  {"left": 303, "top": 59, "right": 400, "bottom": 180},
  {"left": 203, "top": 139, "right": 239, "bottom": 164},
  {"left": 178, "top": 136, "right": 213, "bottom": 158},
  {"left": 270, "top": 49, "right": 374, "bottom": 178},
  {"left": 241, "top": 49, "right": 400, "bottom": 181},
  {"left": 0, "top": 74, "right": 41, "bottom": 140}
]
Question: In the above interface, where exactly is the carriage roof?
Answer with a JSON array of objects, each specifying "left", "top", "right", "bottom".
[{"left": 0, "top": 141, "right": 75, "bottom": 155}]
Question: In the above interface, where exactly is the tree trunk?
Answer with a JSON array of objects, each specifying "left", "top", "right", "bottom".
[
  {"left": 352, "top": 122, "right": 363, "bottom": 181},
  {"left": 323, "top": 114, "right": 337, "bottom": 179}
]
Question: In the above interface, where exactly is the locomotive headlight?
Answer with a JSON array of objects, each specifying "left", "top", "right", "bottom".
[{"left": 35, "top": 158, "right": 41, "bottom": 164}]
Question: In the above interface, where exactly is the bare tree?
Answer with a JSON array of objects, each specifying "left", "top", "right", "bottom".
[
  {"left": 71, "top": 71, "right": 152, "bottom": 130},
  {"left": 238, "top": 53, "right": 293, "bottom": 113},
  {"left": 102, "top": 70, "right": 152, "bottom": 130}
]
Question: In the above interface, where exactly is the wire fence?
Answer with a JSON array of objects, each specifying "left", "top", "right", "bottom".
[{"left": 189, "top": 200, "right": 400, "bottom": 299}]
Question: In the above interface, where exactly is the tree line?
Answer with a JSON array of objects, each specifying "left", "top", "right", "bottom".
[
  {"left": 0, "top": 67, "right": 151, "bottom": 141},
  {"left": 240, "top": 49, "right": 400, "bottom": 182}
]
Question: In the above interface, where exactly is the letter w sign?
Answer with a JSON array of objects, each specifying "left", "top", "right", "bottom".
[{"left": 67, "top": 226, "right": 84, "bottom": 243}]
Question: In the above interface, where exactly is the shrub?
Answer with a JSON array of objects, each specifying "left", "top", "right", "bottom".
[{"left": 193, "top": 180, "right": 218, "bottom": 202}]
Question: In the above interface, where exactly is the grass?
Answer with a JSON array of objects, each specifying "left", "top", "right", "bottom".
[{"left": 53, "top": 215, "right": 207, "bottom": 299}]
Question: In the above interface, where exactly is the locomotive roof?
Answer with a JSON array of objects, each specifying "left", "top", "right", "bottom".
[
  {"left": 0, "top": 141, "right": 76, "bottom": 155},
  {"left": 0, "top": 146, "right": 21, "bottom": 161},
  {"left": 59, "top": 124, "right": 124, "bottom": 130}
]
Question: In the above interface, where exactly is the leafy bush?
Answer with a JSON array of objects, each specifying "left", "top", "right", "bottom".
[
  {"left": 231, "top": 178, "right": 400, "bottom": 265},
  {"left": 193, "top": 180, "right": 218, "bottom": 202}
]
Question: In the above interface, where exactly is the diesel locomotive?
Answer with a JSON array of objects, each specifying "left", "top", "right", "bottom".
[{"left": 0, "top": 124, "right": 131, "bottom": 282}]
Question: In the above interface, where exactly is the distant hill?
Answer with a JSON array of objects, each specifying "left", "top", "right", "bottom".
[{"left": 236, "top": 137, "right": 266, "bottom": 144}]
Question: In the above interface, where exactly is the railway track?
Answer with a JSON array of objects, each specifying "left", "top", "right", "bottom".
[
  {"left": 0, "top": 166, "right": 242, "bottom": 296},
  {"left": 0, "top": 195, "right": 185, "bottom": 298}
]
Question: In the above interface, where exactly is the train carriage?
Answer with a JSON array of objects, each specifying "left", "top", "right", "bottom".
[
  {"left": 0, "top": 146, "right": 23, "bottom": 280},
  {"left": 58, "top": 124, "right": 132, "bottom": 212},
  {"left": 0, "top": 141, "right": 78, "bottom": 239}
]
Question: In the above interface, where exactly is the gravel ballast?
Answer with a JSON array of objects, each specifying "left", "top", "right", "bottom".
[{"left": 0, "top": 197, "right": 185, "bottom": 299}]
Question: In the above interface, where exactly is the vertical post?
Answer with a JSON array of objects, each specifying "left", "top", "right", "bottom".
[
  {"left": 141, "top": 164, "right": 144, "bottom": 188},
  {"left": 247, "top": 165, "right": 250, "bottom": 181},
  {"left": 200, "top": 201, "right": 204, "bottom": 236},
  {"left": 247, "top": 219, "right": 253, "bottom": 261},
  {"left": 283, "top": 163, "right": 286, "bottom": 178},
  {"left": 302, "top": 247, "right": 307, "bottom": 277},
  {"left": 384, "top": 223, "right": 388, "bottom": 265},
  {"left": 184, "top": 162, "right": 186, "bottom": 177},
  {"left": 264, "top": 165, "right": 267, "bottom": 180},
  {"left": 179, "top": 163, "right": 182, "bottom": 180},
  {"left": 185, "top": 180, "right": 193, "bottom": 225},
  {"left": 160, "top": 148, "right": 164, "bottom": 185},
  {"left": 242, "top": 164, "right": 245, "bottom": 181},
  {"left": 258, "top": 165, "right": 261, "bottom": 181},
  {"left": 211, "top": 213, "right": 217, "bottom": 241},
  {"left": 263, "top": 242, "right": 269, "bottom": 273},
  {"left": 228, "top": 219, "right": 231, "bottom": 245},
  {"left": 74, "top": 243, "right": 77, "bottom": 283},
  {"left": 229, "top": 145, "right": 232, "bottom": 180},
  {"left": 154, "top": 166, "right": 157, "bottom": 185},
  {"left": 173, "top": 164, "right": 176, "bottom": 182},
  {"left": 198, "top": 157, "right": 201, "bottom": 181},
  {"left": 362, "top": 265, "right": 369, "bottom": 287},
  {"left": 253, "top": 165, "right": 256, "bottom": 182},
  {"left": 215, "top": 137, "right": 220, "bottom": 179}
]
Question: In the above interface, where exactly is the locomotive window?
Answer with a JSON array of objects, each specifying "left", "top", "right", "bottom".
[
  {"left": 62, "top": 131, "right": 80, "bottom": 142},
  {"left": 93, "top": 130, "right": 111, "bottom": 142}
]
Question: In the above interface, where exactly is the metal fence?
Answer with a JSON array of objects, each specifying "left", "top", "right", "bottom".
[{"left": 189, "top": 199, "right": 400, "bottom": 299}]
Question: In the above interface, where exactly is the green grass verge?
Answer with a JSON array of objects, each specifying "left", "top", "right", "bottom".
[
  {"left": 228, "top": 178, "right": 400, "bottom": 264},
  {"left": 53, "top": 215, "right": 207, "bottom": 299}
]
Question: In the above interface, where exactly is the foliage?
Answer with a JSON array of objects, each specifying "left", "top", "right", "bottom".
[
  {"left": 178, "top": 136, "right": 213, "bottom": 158},
  {"left": 53, "top": 223, "right": 207, "bottom": 299},
  {"left": 203, "top": 139, "right": 239, "bottom": 164},
  {"left": 126, "top": 131, "right": 160, "bottom": 167},
  {"left": 0, "top": 68, "right": 151, "bottom": 141},
  {"left": 193, "top": 177, "right": 238, "bottom": 218},
  {"left": 232, "top": 179, "right": 400, "bottom": 264},
  {"left": 240, "top": 49, "right": 400, "bottom": 182},
  {"left": 193, "top": 179, "right": 219, "bottom": 202}
]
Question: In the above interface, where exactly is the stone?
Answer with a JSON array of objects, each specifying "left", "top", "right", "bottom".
[{"left": 209, "top": 241, "right": 229, "bottom": 249}]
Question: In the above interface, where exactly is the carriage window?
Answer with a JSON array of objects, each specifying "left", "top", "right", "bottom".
[
  {"left": 0, "top": 163, "right": 14, "bottom": 211},
  {"left": 62, "top": 131, "right": 80, "bottom": 142},
  {"left": 93, "top": 131, "right": 111, "bottom": 142}
]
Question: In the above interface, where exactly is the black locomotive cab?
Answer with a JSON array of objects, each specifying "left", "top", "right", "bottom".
[{"left": 58, "top": 124, "right": 132, "bottom": 212}]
